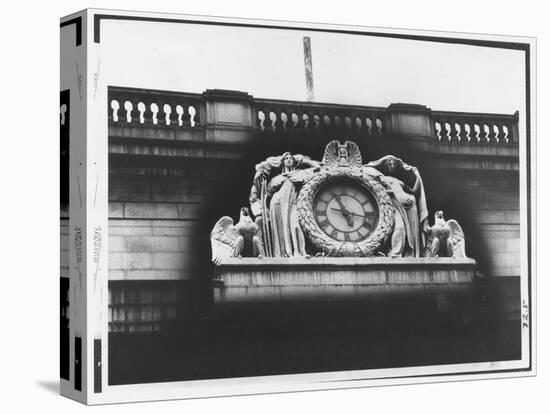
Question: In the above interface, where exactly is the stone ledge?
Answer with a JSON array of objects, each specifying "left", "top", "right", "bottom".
[
  {"left": 216, "top": 257, "right": 476, "bottom": 269},
  {"left": 213, "top": 257, "right": 477, "bottom": 305}
]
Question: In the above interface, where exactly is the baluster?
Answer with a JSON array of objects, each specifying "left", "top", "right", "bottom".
[
  {"left": 107, "top": 99, "right": 112, "bottom": 121},
  {"left": 491, "top": 122, "right": 502, "bottom": 144},
  {"left": 279, "top": 111, "right": 289, "bottom": 132},
  {"left": 190, "top": 104, "right": 200, "bottom": 126},
  {"left": 435, "top": 118, "right": 443, "bottom": 141},
  {"left": 499, "top": 124, "right": 507, "bottom": 143},
  {"left": 159, "top": 101, "right": 172, "bottom": 126},
  {"left": 463, "top": 122, "right": 472, "bottom": 143},
  {"left": 334, "top": 115, "right": 342, "bottom": 131},
  {"left": 290, "top": 112, "right": 299, "bottom": 130},
  {"left": 375, "top": 118, "right": 384, "bottom": 136},
  {"left": 257, "top": 110, "right": 266, "bottom": 131},
  {"left": 149, "top": 103, "right": 159, "bottom": 125},
  {"left": 301, "top": 113, "right": 310, "bottom": 130},
  {"left": 321, "top": 113, "right": 330, "bottom": 131},
  {"left": 433, "top": 121, "right": 443, "bottom": 142},
  {"left": 314, "top": 112, "right": 323, "bottom": 131},
  {"left": 313, "top": 113, "right": 321, "bottom": 131},
  {"left": 443, "top": 121, "right": 452, "bottom": 142},
  {"left": 60, "top": 103, "right": 67, "bottom": 126},
  {"left": 123, "top": 101, "right": 133, "bottom": 123},
  {"left": 487, "top": 122, "right": 497, "bottom": 144},
  {"left": 501, "top": 123, "right": 510, "bottom": 144},
  {"left": 137, "top": 102, "right": 146, "bottom": 124},
  {"left": 449, "top": 122, "right": 460, "bottom": 143},
  {"left": 175, "top": 105, "right": 184, "bottom": 127},
  {"left": 365, "top": 117, "right": 373, "bottom": 136},
  {"left": 481, "top": 124, "right": 490, "bottom": 143},
  {"left": 110, "top": 99, "right": 120, "bottom": 122},
  {"left": 353, "top": 114, "right": 363, "bottom": 134},
  {"left": 344, "top": 116, "right": 352, "bottom": 130}
]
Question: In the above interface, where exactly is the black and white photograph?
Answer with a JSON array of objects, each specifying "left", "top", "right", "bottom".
[{"left": 57, "top": 4, "right": 537, "bottom": 406}]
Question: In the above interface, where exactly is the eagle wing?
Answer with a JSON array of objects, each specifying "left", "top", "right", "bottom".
[
  {"left": 210, "top": 216, "right": 240, "bottom": 265},
  {"left": 345, "top": 140, "right": 362, "bottom": 167},
  {"left": 322, "top": 140, "right": 340, "bottom": 167},
  {"left": 447, "top": 219, "right": 466, "bottom": 258}
]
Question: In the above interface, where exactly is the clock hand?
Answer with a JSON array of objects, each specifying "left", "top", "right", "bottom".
[
  {"left": 334, "top": 196, "right": 354, "bottom": 226},
  {"left": 330, "top": 208, "right": 365, "bottom": 218}
]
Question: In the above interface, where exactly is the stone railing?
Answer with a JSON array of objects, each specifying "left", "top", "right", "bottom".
[
  {"left": 108, "top": 87, "right": 203, "bottom": 128},
  {"left": 431, "top": 111, "right": 519, "bottom": 145},
  {"left": 254, "top": 98, "right": 387, "bottom": 137},
  {"left": 107, "top": 87, "right": 519, "bottom": 145}
]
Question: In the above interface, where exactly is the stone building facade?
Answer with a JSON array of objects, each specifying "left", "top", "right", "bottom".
[{"left": 105, "top": 86, "right": 521, "bottom": 335}]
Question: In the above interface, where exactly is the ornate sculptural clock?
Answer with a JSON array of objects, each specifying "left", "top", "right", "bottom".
[{"left": 296, "top": 141, "right": 395, "bottom": 257}]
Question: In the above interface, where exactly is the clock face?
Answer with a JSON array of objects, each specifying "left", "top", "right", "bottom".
[{"left": 313, "top": 180, "right": 380, "bottom": 242}]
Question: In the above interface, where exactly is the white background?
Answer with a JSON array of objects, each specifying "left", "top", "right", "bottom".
[
  {"left": 0, "top": 0, "right": 547, "bottom": 412},
  {"left": 98, "top": 17, "right": 525, "bottom": 113}
]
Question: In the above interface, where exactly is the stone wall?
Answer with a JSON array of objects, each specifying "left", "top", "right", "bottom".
[
  {"left": 107, "top": 166, "right": 521, "bottom": 331},
  {"left": 105, "top": 88, "right": 524, "bottom": 332},
  {"left": 470, "top": 180, "right": 520, "bottom": 278},
  {"left": 107, "top": 169, "right": 229, "bottom": 332}
]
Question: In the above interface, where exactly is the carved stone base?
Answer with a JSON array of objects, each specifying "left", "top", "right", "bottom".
[{"left": 213, "top": 257, "right": 477, "bottom": 306}]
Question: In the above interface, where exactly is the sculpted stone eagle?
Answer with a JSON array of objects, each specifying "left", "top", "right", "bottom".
[
  {"left": 425, "top": 210, "right": 466, "bottom": 258},
  {"left": 322, "top": 140, "right": 362, "bottom": 168},
  {"left": 210, "top": 207, "right": 264, "bottom": 264}
]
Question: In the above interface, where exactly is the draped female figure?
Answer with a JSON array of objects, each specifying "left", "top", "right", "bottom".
[
  {"left": 363, "top": 156, "right": 429, "bottom": 257},
  {"left": 249, "top": 152, "right": 320, "bottom": 257}
]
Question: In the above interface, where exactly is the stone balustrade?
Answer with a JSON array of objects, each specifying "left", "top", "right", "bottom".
[
  {"left": 107, "top": 86, "right": 520, "bottom": 147},
  {"left": 108, "top": 87, "right": 203, "bottom": 128},
  {"left": 432, "top": 111, "right": 519, "bottom": 145},
  {"left": 254, "top": 98, "right": 387, "bottom": 137}
]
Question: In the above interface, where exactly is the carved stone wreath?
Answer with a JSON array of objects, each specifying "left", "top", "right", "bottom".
[{"left": 296, "top": 167, "right": 395, "bottom": 257}]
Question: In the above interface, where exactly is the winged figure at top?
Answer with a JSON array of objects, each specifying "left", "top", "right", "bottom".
[{"left": 322, "top": 140, "right": 362, "bottom": 168}]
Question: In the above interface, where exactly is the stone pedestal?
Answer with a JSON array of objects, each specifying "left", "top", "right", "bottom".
[{"left": 213, "top": 257, "right": 477, "bottom": 306}]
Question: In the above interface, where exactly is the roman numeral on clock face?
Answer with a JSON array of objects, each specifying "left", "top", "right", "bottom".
[
  {"left": 321, "top": 192, "right": 332, "bottom": 202},
  {"left": 358, "top": 227, "right": 369, "bottom": 237},
  {"left": 316, "top": 201, "right": 327, "bottom": 213}
]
